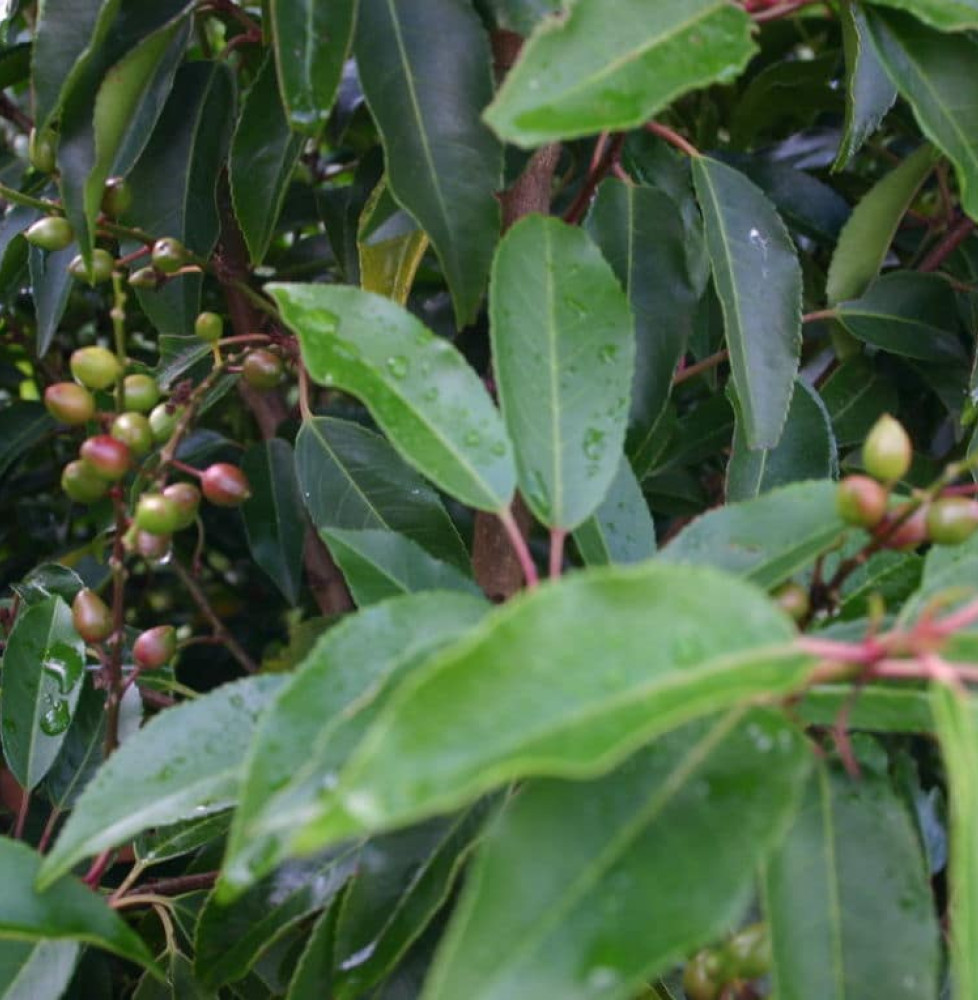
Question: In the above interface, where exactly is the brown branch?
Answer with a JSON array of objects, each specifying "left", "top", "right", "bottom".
[
  {"left": 563, "top": 134, "right": 624, "bottom": 224},
  {"left": 919, "top": 216, "right": 976, "bottom": 273},
  {"left": 122, "top": 870, "right": 218, "bottom": 899},
  {"left": 0, "top": 94, "right": 32, "bottom": 133},
  {"left": 645, "top": 121, "right": 700, "bottom": 159}
]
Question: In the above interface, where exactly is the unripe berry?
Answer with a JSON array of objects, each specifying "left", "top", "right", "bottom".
[
  {"left": 128, "top": 266, "right": 159, "bottom": 289},
  {"left": 28, "top": 127, "right": 57, "bottom": 174},
  {"left": 242, "top": 349, "right": 284, "bottom": 390},
  {"left": 201, "top": 463, "right": 252, "bottom": 507},
  {"left": 25, "top": 216, "right": 73, "bottom": 251},
  {"left": 133, "top": 625, "right": 177, "bottom": 670},
  {"left": 101, "top": 176, "right": 132, "bottom": 218},
  {"left": 836, "top": 475, "right": 888, "bottom": 529},
  {"left": 152, "top": 237, "right": 187, "bottom": 275},
  {"left": 683, "top": 951, "right": 722, "bottom": 1000},
  {"left": 134, "top": 494, "right": 181, "bottom": 535},
  {"left": 882, "top": 506, "right": 930, "bottom": 551},
  {"left": 148, "top": 403, "right": 184, "bottom": 444},
  {"left": 68, "top": 248, "right": 115, "bottom": 285},
  {"left": 162, "top": 482, "right": 201, "bottom": 530},
  {"left": 79, "top": 435, "right": 131, "bottom": 481},
  {"left": 61, "top": 459, "right": 109, "bottom": 504},
  {"left": 722, "top": 923, "right": 771, "bottom": 980},
  {"left": 134, "top": 530, "right": 171, "bottom": 561},
  {"left": 71, "top": 588, "right": 113, "bottom": 643},
  {"left": 194, "top": 311, "right": 223, "bottom": 343},
  {"left": 70, "top": 346, "right": 122, "bottom": 390},
  {"left": 774, "top": 582, "right": 810, "bottom": 623},
  {"left": 111, "top": 412, "right": 154, "bottom": 456},
  {"left": 44, "top": 382, "right": 95, "bottom": 425},
  {"left": 926, "top": 497, "right": 978, "bottom": 546},
  {"left": 863, "top": 414, "right": 911, "bottom": 484},
  {"left": 122, "top": 373, "right": 161, "bottom": 412}
]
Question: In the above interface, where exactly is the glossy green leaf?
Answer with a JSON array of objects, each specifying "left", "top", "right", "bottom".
[
  {"left": 0, "top": 596, "right": 85, "bottom": 792},
  {"left": 826, "top": 143, "right": 935, "bottom": 306},
  {"left": 727, "top": 381, "right": 837, "bottom": 502},
  {"left": 230, "top": 55, "right": 304, "bottom": 265},
  {"left": 0, "top": 939, "right": 78, "bottom": 1000},
  {"left": 900, "top": 530, "right": 978, "bottom": 624},
  {"left": 12, "top": 565, "right": 85, "bottom": 609},
  {"left": 29, "top": 244, "right": 75, "bottom": 358},
  {"left": 481, "top": 0, "right": 562, "bottom": 34},
  {"left": 837, "top": 549, "right": 922, "bottom": 621},
  {"left": 323, "top": 528, "right": 480, "bottom": 606},
  {"left": 425, "top": 708, "right": 810, "bottom": 1000},
  {"left": 285, "top": 897, "right": 342, "bottom": 999},
  {"left": 295, "top": 417, "right": 468, "bottom": 572},
  {"left": 271, "top": 0, "right": 356, "bottom": 134},
  {"left": 799, "top": 683, "right": 933, "bottom": 733},
  {"left": 221, "top": 592, "right": 488, "bottom": 895},
  {"left": 0, "top": 837, "right": 158, "bottom": 973},
  {"left": 287, "top": 563, "right": 809, "bottom": 850},
  {"left": 836, "top": 272, "right": 967, "bottom": 363},
  {"left": 763, "top": 753, "right": 941, "bottom": 1000},
  {"left": 273, "top": 282, "right": 516, "bottom": 512},
  {"left": 0, "top": 403, "right": 54, "bottom": 482},
  {"left": 135, "top": 811, "right": 232, "bottom": 868},
  {"left": 820, "top": 357, "right": 900, "bottom": 447},
  {"left": 484, "top": 0, "right": 755, "bottom": 146},
  {"left": 489, "top": 214, "right": 635, "bottom": 529},
  {"left": 357, "top": 178, "right": 429, "bottom": 305},
  {"left": 835, "top": 0, "right": 896, "bottom": 170},
  {"left": 354, "top": 0, "right": 503, "bottom": 326},
  {"left": 931, "top": 685, "right": 978, "bottom": 998},
  {"left": 242, "top": 439, "right": 306, "bottom": 606},
  {"left": 43, "top": 677, "right": 106, "bottom": 811},
  {"left": 863, "top": 0, "right": 978, "bottom": 31},
  {"left": 38, "top": 676, "right": 284, "bottom": 888},
  {"left": 693, "top": 156, "right": 802, "bottom": 449},
  {"left": 660, "top": 480, "right": 846, "bottom": 589},
  {"left": 572, "top": 455, "right": 656, "bottom": 567},
  {"left": 585, "top": 179, "right": 699, "bottom": 469}
]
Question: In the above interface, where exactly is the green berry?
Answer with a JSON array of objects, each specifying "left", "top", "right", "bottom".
[
  {"left": 134, "top": 494, "right": 181, "bottom": 536},
  {"left": 28, "top": 128, "right": 57, "bottom": 174},
  {"left": 682, "top": 951, "right": 722, "bottom": 1000},
  {"left": 926, "top": 497, "right": 978, "bottom": 546},
  {"left": 151, "top": 237, "right": 187, "bottom": 275},
  {"left": 122, "top": 373, "right": 161, "bottom": 413},
  {"left": 133, "top": 625, "right": 177, "bottom": 670},
  {"left": 162, "top": 482, "right": 201, "bottom": 530},
  {"left": 25, "top": 216, "right": 73, "bottom": 252},
  {"left": 148, "top": 403, "right": 184, "bottom": 444},
  {"left": 201, "top": 463, "right": 252, "bottom": 507},
  {"left": 71, "top": 589, "right": 113, "bottom": 643},
  {"left": 242, "top": 348, "right": 284, "bottom": 390},
  {"left": 44, "top": 382, "right": 95, "bottom": 425},
  {"left": 722, "top": 923, "right": 770, "bottom": 980},
  {"left": 61, "top": 459, "right": 109, "bottom": 504},
  {"left": 68, "top": 248, "right": 115, "bottom": 285},
  {"left": 79, "top": 435, "right": 131, "bottom": 481},
  {"left": 70, "top": 346, "right": 122, "bottom": 390},
  {"left": 128, "top": 266, "right": 159, "bottom": 289},
  {"left": 774, "top": 582, "right": 810, "bottom": 623},
  {"left": 194, "top": 311, "right": 223, "bottom": 343},
  {"left": 101, "top": 176, "right": 132, "bottom": 218},
  {"left": 111, "top": 412, "right": 154, "bottom": 457},
  {"left": 836, "top": 475, "right": 889, "bottom": 529},
  {"left": 863, "top": 414, "right": 912, "bottom": 484}
]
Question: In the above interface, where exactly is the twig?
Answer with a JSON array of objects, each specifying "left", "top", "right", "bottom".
[
  {"left": 563, "top": 133, "right": 624, "bottom": 224},
  {"left": 919, "top": 216, "right": 976, "bottom": 273},
  {"left": 549, "top": 528, "right": 566, "bottom": 580},
  {"left": 498, "top": 507, "right": 539, "bottom": 589},
  {"left": 645, "top": 121, "right": 700, "bottom": 159}
]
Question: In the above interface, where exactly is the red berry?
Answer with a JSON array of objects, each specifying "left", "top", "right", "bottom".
[
  {"left": 242, "top": 349, "right": 284, "bottom": 390},
  {"left": 71, "top": 589, "right": 113, "bottom": 643},
  {"left": 79, "top": 435, "right": 131, "bottom": 481},
  {"left": 152, "top": 238, "right": 187, "bottom": 275},
  {"left": 201, "top": 463, "right": 252, "bottom": 507},
  {"left": 61, "top": 459, "right": 109, "bottom": 504},
  {"left": 882, "top": 506, "right": 930, "bottom": 551},
  {"left": 863, "top": 414, "right": 911, "bottom": 484},
  {"left": 836, "top": 475, "right": 888, "bottom": 529},
  {"left": 162, "top": 482, "right": 202, "bottom": 530},
  {"left": 133, "top": 625, "right": 177, "bottom": 670},
  {"left": 25, "top": 216, "right": 73, "bottom": 252},
  {"left": 134, "top": 494, "right": 181, "bottom": 535},
  {"left": 44, "top": 382, "right": 95, "bottom": 425},
  {"left": 70, "top": 346, "right": 122, "bottom": 390}
]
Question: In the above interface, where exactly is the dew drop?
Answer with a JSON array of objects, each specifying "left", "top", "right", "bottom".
[
  {"left": 421, "top": 387, "right": 439, "bottom": 403},
  {"left": 597, "top": 344, "right": 618, "bottom": 364},
  {"left": 40, "top": 699, "right": 70, "bottom": 736},
  {"left": 386, "top": 355, "right": 409, "bottom": 379},
  {"left": 582, "top": 428, "right": 606, "bottom": 461},
  {"left": 490, "top": 441, "right": 507, "bottom": 457},
  {"left": 464, "top": 430, "right": 481, "bottom": 448},
  {"left": 339, "top": 941, "right": 378, "bottom": 972}
]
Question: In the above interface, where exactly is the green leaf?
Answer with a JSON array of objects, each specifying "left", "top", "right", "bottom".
[
  {"left": 13, "top": 564, "right": 85, "bottom": 609},
  {"left": 931, "top": 685, "right": 978, "bottom": 998},
  {"left": 835, "top": 0, "right": 897, "bottom": 170},
  {"left": 323, "top": 528, "right": 480, "bottom": 606},
  {"left": 424, "top": 708, "right": 810, "bottom": 1000},
  {"left": 585, "top": 179, "right": 700, "bottom": 474},
  {"left": 126, "top": 62, "right": 235, "bottom": 334},
  {"left": 828, "top": 143, "right": 936, "bottom": 306},
  {"left": 285, "top": 896, "right": 342, "bottom": 999},
  {"left": 357, "top": 177, "right": 429, "bottom": 304},
  {"left": 295, "top": 417, "right": 468, "bottom": 572},
  {"left": 38, "top": 676, "right": 283, "bottom": 888},
  {"left": 763, "top": 753, "right": 941, "bottom": 1000},
  {"left": 489, "top": 214, "right": 635, "bottom": 529},
  {"left": 692, "top": 156, "right": 802, "bottom": 449},
  {"left": 0, "top": 596, "right": 85, "bottom": 792},
  {"left": 820, "top": 357, "right": 899, "bottom": 447},
  {"left": 0, "top": 837, "right": 158, "bottom": 974},
  {"left": 135, "top": 812, "right": 232, "bottom": 868},
  {"left": 270, "top": 0, "right": 356, "bottom": 134},
  {"left": 273, "top": 283, "right": 516, "bottom": 512},
  {"left": 29, "top": 244, "right": 76, "bottom": 358},
  {"left": 836, "top": 272, "right": 967, "bottom": 363},
  {"left": 242, "top": 440, "right": 306, "bottom": 606},
  {"left": 863, "top": 0, "right": 978, "bottom": 31},
  {"left": 287, "top": 563, "right": 808, "bottom": 850},
  {"left": 221, "top": 592, "right": 488, "bottom": 895},
  {"left": 0, "top": 403, "right": 54, "bottom": 482},
  {"left": 659, "top": 480, "right": 846, "bottom": 589},
  {"left": 726, "top": 381, "right": 837, "bottom": 502},
  {"left": 483, "top": 0, "right": 755, "bottom": 147},
  {"left": 572, "top": 455, "right": 656, "bottom": 566},
  {"left": 230, "top": 55, "right": 304, "bottom": 265},
  {"left": 902, "top": 529, "right": 978, "bottom": 622},
  {"left": 480, "top": 0, "right": 562, "bottom": 34},
  {"left": 43, "top": 677, "right": 106, "bottom": 811},
  {"left": 0, "top": 939, "right": 78, "bottom": 1000},
  {"left": 798, "top": 683, "right": 933, "bottom": 733},
  {"left": 354, "top": 0, "right": 503, "bottom": 326}
]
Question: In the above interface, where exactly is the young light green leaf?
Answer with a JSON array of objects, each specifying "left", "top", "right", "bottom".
[
  {"left": 489, "top": 214, "right": 635, "bottom": 529},
  {"left": 0, "top": 939, "right": 78, "bottom": 1000},
  {"left": 242, "top": 439, "right": 306, "bottom": 606},
  {"left": 323, "top": 528, "right": 480, "bottom": 606},
  {"left": 483, "top": 0, "right": 756, "bottom": 147},
  {"left": 660, "top": 480, "right": 846, "bottom": 589},
  {"left": 0, "top": 837, "right": 158, "bottom": 974},
  {"left": 270, "top": 0, "right": 356, "bottom": 134},
  {"left": 295, "top": 417, "right": 468, "bottom": 572},
  {"left": 288, "top": 563, "right": 809, "bottom": 851},
  {"left": 38, "top": 676, "right": 284, "bottom": 888},
  {"left": 29, "top": 244, "right": 75, "bottom": 358},
  {"left": 763, "top": 752, "right": 941, "bottom": 1000},
  {"left": 0, "top": 596, "right": 85, "bottom": 792},
  {"left": 863, "top": 0, "right": 978, "bottom": 31},
  {"left": 726, "top": 381, "right": 837, "bottom": 502},
  {"left": 272, "top": 282, "right": 516, "bottom": 512},
  {"left": 692, "top": 157, "right": 802, "bottom": 449},
  {"left": 354, "top": 0, "right": 503, "bottom": 326},
  {"left": 424, "top": 709, "right": 811, "bottom": 1000},
  {"left": 357, "top": 177, "right": 429, "bottom": 304}
]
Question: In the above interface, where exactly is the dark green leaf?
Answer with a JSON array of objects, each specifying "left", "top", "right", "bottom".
[
  {"left": 13, "top": 565, "right": 85, "bottom": 609},
  {"left": 837, "top": 549, "right": 922, "bottom": 620},
  {"left": 29, "top": 244, "right": 75, "bottom": 358},
  {"left": 489, "top": 213, "right": 635, "bottom": 529},
  {"left": 273, "top": 283, "right": 516, "bottom": 512},
  {"left": 480, "top": 0, "right": 562, "bottom": 34},
  {"left": 0, "top": 596, "right": 85, "bottom": 792},
  {"left": 863, "top": 0, "right": 978, "bottom": 31},
  {"left": 820, "top": 357, "right": 900, "bottom": 447},
  {"left": 693, "top": 156, "right": 802, "bottom": 449},
  {"left": 38, "top": 676, "right": 284, "bottom": 888},
  {"left": 484, "top": 0, "right": 755, "bottom": 146},
  {"left": 0, "top": 939, "right": 78, "bottom": 1000},
  {"left": 242, "top": 439, "right": 306, "bottom": 606},
  {"left": 295, "top": 417, "right": 468, "bottom": 572},
  {"left": 901, "top": 530, "right": 978, "bottom": 621},
  {"left": 135, "top": 811, "right": 232, "bottom": 868},
  {"left": 354, "top": 0, "right": 503, "bottom": 326},
  {"left": 0, "top": 403, "right": 54, "bottom": 483},
  {"left": 285, "top": 897, "right": 342, "bottom": 999},
  {"left": 425, "top": 709, "right": 810, "bottom": 1000}
]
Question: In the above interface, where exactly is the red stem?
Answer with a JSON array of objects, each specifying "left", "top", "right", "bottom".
[
  {"left": 498, "top": 507, "right": 538, "bottom": 589},
  {"left": 549, "top": 529, "right": 566, "bottom": 580},
  {"left": 645, "top": 121, "right": 700, "bottom": 159},
  {"left": 13, "top": 789, "right": 30, "bottom": 839}
]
